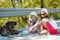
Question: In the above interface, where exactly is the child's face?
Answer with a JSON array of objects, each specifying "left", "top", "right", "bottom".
[
  {"left": 30, "top": 15, "right": 36, "bottom": 20},
  {"left": 40, "top": 12, "right": 47, "bottom": 18}
]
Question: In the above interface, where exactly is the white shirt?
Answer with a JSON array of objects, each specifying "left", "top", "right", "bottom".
[
  {"left": 42, "top": 18, "right": 58, "bottom": 29},
  {"left": 42, "top": 18, "right": 49, "bottom": 22}
]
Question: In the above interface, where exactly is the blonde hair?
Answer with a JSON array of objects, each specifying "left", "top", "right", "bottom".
[{"left": 29, "top": 11, "right": 37, "bottom": 21}]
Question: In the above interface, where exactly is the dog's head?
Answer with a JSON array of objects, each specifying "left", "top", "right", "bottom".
[{"left": 5, "top": 21, "right": 17, "bottom": 28}]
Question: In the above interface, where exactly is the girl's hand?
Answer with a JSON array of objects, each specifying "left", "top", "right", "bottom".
[{"left": 29, "top": 26, "right": 34, "bottom": 32}]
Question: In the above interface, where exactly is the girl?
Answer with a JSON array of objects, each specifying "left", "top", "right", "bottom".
[
  {"left": 28, "top": 12, "right": 38, "bottom": 32},
  {"left": 21, "top": 12, "right": 38, "bottom": 35},
  {"left": 29, "top": 8, "right": 58, "bottom": 35}
]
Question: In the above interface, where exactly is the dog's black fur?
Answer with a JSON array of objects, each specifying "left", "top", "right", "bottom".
[{"left": 0, "top": 21, "right": 17, "bottom": 36}]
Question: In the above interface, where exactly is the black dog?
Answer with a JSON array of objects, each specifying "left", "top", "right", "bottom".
[{"left": 0, "top": 21, "right": 17, "bottom": 36}]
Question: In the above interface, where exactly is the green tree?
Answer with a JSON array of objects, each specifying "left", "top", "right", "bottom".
[{"left": 0, "top": 0, "right": 60, "bottom": 29}]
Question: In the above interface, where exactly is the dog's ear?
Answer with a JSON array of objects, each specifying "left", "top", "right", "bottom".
[
  {"left": 13, "top": 22, "right": 17, "bottom": 26},
  {"left": 6, "top": 21, "right": 17, "bottom": 26}
]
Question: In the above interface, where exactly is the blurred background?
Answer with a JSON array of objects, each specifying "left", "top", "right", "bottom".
[{"left": 0, "top": 0, "right": 60, "bottom": 30}]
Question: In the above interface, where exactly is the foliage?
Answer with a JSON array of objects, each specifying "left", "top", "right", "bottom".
[
  {"left": 0, "top": 0, "right": 60, "bottom": 29},
  {"left": 55, "top": 13, "right": 60, "bottom": 20}
]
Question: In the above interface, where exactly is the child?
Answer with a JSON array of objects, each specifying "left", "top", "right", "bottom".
[
  {"left": 21, "top": 12, "right": 38, "bottom": 35},
  {"left": 29, "top": 8, "right": 58, "bottom": 35},
  {"left": 29, "top": 12, "right": 38, "bottom": 32}
]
